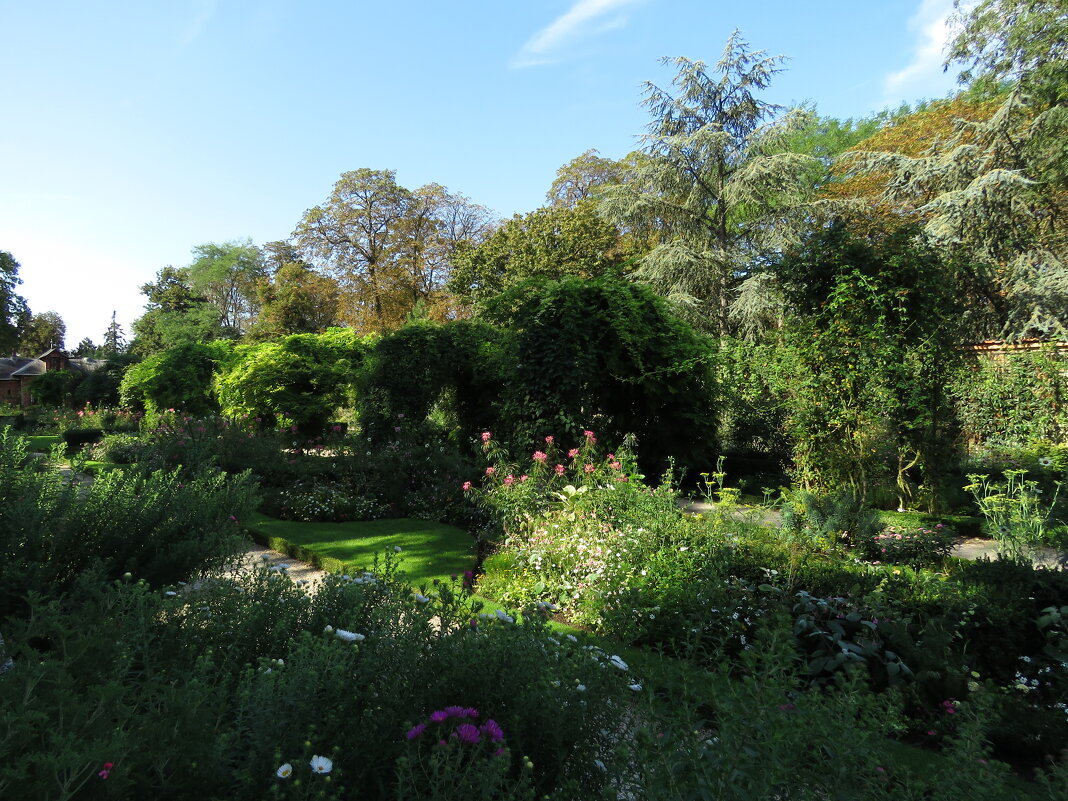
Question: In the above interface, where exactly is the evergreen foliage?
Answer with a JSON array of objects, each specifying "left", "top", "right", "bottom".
[{"left": 601, "top": 32, "right": 819, "bottom": 334}]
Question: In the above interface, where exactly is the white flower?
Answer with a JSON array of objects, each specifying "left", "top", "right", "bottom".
[
  {"left": 276, "top": 762, "right": 293, "bottom": 778},
  {"left": 629, "top": 683, "right": 642, "bottom": 692},
  {"left": 495, "top": 609, "right": 515, "bottom": 624},
  {"left": 576, "top": 684, "right": 587, "bottom": 692},
  {"left": 335, "top": 629, "right": 365, "bottom": 642},
  {"left": 309, "top": 755, "right": 332, "bottom": 774},
  {"left": 566, "top": 634, "right": 578, "bottom": 643},
  {"left": 594, "top": 759, "right": 606, "bottom": 771},
  {"left": 609, "top": 655, "right": 628, "bottom": 671},
  {"left": 393, "top": 546, "right": 403, "bottom": 553},
  {"left": 323, "top": 625, "right": 334, "bottom": 634},
  {"left": 1039, "top": 456, "right": 1054, "bottom": 467},
  {"left": 164, "top": 591, "right": 177, "bottom": 597},
  {"left": 413, "top": 593, "right": 431, "bottom": 604}
]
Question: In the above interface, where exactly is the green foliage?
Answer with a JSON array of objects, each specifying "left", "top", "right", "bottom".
[
  {"left": 0, "top": 250, "right": 30, "bottom": 353},
  {"left": 449, "top": 201, "right": 628, "bottom": 307},
  {"left": 774, "top": 223, "right": 965, "bottom": 506},
  {"left": 857, "top": 523, "right": 958, "bottom": 568},
  {"left": 965, "top": 469, "right": 1065, "bottom": 555},
  {"left": 72, "top": 352, "right": 138, "bottom": 407},
  {"left": 130, "top": 265, "right": 228, "bottom": 356},
  {"left": 215, "top": 328, "right": 369, "bottom": 432},
  {"left": 120, "top": 340, "right": 232, "bottom": 416},
  {"left": 779, "top": 487, "right": 883, "bottom": 549},
  {"left": 18, "top": 310, "right": 66, "bottom": 356},
  {"left": 601, "top": 33, "right": 819, "bottom": 334},
  {"left": 0, "top": 427, "right": 257, "bottom": 619},
  {"left": 483, "top": 276, "right": 717, "bottom": 474},
  {"left": 952, "top": 347, "right": 1068, "bottom": 447},
  {"left": 186, "top": 239, "right": 266, "bottom": 335},
  {"left": 29, "top": 368, "right": 82, "bottom": 407}
]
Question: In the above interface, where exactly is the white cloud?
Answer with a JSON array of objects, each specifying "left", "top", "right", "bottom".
[
  {"left": 510, "top": 0, "right": 641, "bottom": 69},
  {"left": 881, "top": 0, "right": 960, "bottom": 108}
]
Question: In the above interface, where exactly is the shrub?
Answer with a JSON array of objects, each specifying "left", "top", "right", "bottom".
[
  {"left": 0, "top": 428, "right": 258, "bottom": 618},
  {"left": 856, "top": 524, "right": 957, "bottom": 567}
]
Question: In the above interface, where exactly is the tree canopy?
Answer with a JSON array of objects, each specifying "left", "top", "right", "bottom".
[{"left": 601, "top": 32, "right": 818, "bottom": 335}]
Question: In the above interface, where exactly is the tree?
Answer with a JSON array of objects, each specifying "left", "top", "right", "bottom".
[
  {"left": 186, "top": 240, "right": 266, "bottom": 335},
  {"left": 601, "top": 32, "right": 819, "bottom": 335},
  {"left": 947, "top": 0, "right": 1068, "bottom": 107},
  {"left": 19, "top": 311, "right": 66, "bottom": 356},
  {"left": 449, "top": 201, "right": 630, "bottom": 307},
  {"left": 214, "top": 329, "right": 369, "bottom": 431},
  {"left": 546, "top": 149, "right": 626, "bottom": 208},
  {"left": 119, "top": 341, "right": 232, "bottom": 416},
  {"left": 249, "top": 262, "right": 342, "bottom": 340},
  {"left": 0, "top": 251, "right": 30, "bottom": 354},
  {"left": 71, "top": 337, "right": 100, "bottom": 358},
  {"left": 294, "top": 169, "right": 492, "bottom": 332},
  {"left": 102, "top": 311, "right": 126, "bottom": 355},
  {"left": 837, "top": 1, "right": 1068, "bottom": 339},
  {"left": 131, "top": 266, "right": 225, "bottom": 355}
]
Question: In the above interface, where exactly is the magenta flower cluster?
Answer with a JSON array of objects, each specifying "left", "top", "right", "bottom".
[{"left": 405, "top": 706, "right": 506, "bottom": 750}]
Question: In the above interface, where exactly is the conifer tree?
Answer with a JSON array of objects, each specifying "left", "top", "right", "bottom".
[{"left": 601, "top": 32, "right": 818, "bottom": 335}]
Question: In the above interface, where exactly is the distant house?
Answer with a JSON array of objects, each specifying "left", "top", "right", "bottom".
[{"left": 0, "top": 348, "right": 105, "bottom": 407}]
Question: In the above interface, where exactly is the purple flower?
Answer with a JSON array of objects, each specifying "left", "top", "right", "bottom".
[
  {"left": 464, "top": 707, "right": 479, "bottom": 719},
  {"left": 430, "top": 710, "right": 449, "bottom": 723},
  {"left": 406, "top": 723, "right": 427, "bottom": 740},
  {"left": 455, "top": 723, "right": 481, "bottom": 744},
  {"left": 443, "top": 705, "right": 467, "bottom": 718},
  {"left": 480, "top": 719, "right": 505, "bottom": 743}
]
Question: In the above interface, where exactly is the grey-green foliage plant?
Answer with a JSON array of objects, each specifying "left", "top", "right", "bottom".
[{"left": 600, "top": 31, "right": 820, "bottom": 335}]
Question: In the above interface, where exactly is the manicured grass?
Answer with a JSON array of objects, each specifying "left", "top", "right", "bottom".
[
  {"left": 244, "top": 512, "right": 477, "bottom": 588},
  {"left": 26, "top": 434, "right": 61, "bottom": 453}
]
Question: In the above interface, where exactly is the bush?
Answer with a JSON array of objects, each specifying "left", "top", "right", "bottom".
[
  {"left": 0, "top": 427, "right": 258, "bottom": 619},
  {"left": 856, "top": 524, "right": 957, "bottom": 568}
]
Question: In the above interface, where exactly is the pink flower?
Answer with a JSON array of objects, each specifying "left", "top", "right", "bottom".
[
  {"left": 545, "top": 435, "right": 554, "bottom": 444},
  {"left": 583, "top": 430, "right": 596, "bottom": 443},
  {"left": 568, "top": 449, "right": 579, "bottom": 459},
  {"left": 406, "top": 723, "right": 427, "bottom": 740},
  {"left": 480, "top": 719, "right": 505, "bottom": 743},
  {"left": 332, "top": 424, "right": 343, "bottom": 432},
  {"left": 533, "top": 450, "right": 548, "bottom": 463},
  {"left": 455, "top": 723, "right": 480, "bottom": 744},
  {"left": 520, "top": 474, "right": 529, "bottom": 482},
  {"left": 481, "top": 432, "right": 492, "bottom": 442},
  {"left": 555, "top": 464, "right": 565, "bottom": 475},
  {"left": 485, "top": 467, "right": 496, "bottom": 476},
  {"left": 584, "top": 463, "right": 595, "bottom": 473},
  {"left": 504, "top": 475, "right": 515, "bottom": 486},
  {"left": 98, "top": 762, "right": 114, "bottom": 780},
  {"left": 462, "top": 481, "right": 472, "bottom": 491},
  {"left": 875, "top": 766, "right": 885, "bottom": 773},
  {"left": 609, "top": 461, "right": 621, "bottom": 470}
]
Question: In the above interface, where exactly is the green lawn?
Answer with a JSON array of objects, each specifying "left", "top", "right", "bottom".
[
  {"left": 244, "top": 512, "right": 478, "bottom": 588},
  {"left": 26, "top": 434, "right": 61, "bottom": 453}
]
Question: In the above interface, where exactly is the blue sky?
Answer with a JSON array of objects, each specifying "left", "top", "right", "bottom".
[{"left": 0, "top": 0, "right": 963, "bottom": 347}]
